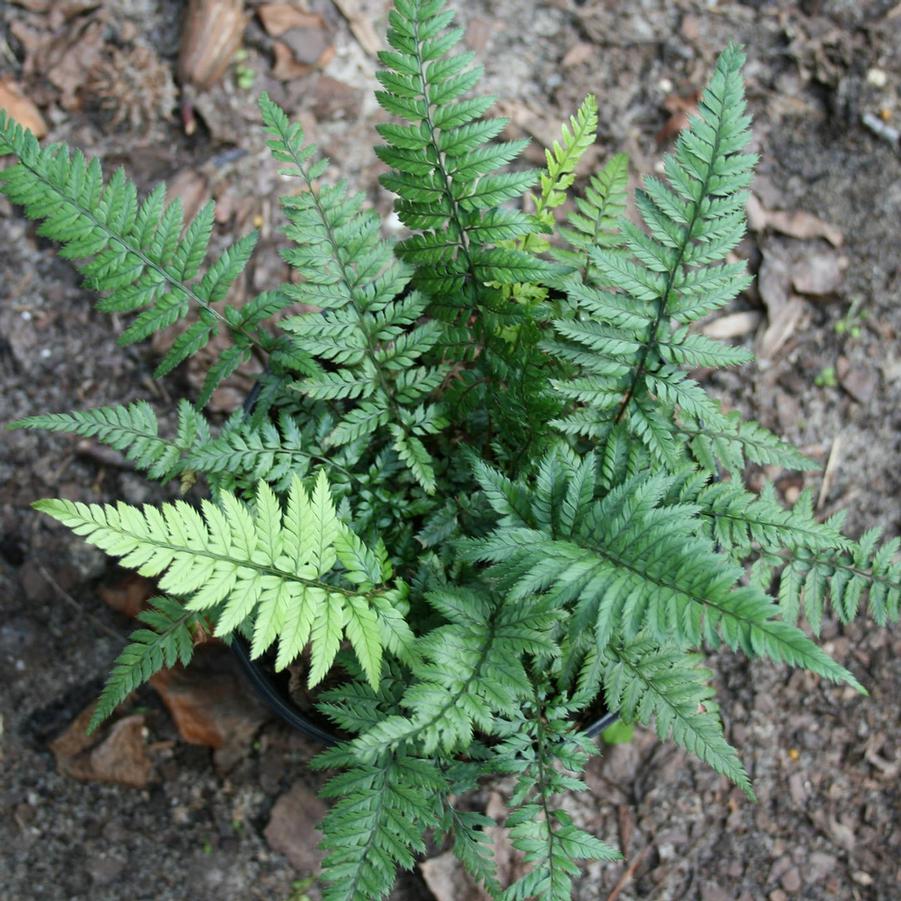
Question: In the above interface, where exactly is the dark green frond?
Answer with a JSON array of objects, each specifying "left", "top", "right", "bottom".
[{"left": 0, "top": 112, "right": 267, "bottom": 404}]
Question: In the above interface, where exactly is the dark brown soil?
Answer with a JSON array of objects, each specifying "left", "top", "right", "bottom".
[{"left": 1, "top": 1, "right": 898, "bottom": 900}]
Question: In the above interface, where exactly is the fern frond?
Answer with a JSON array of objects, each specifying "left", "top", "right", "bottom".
[
  {"left": 375, "top": 0, "right": 556, "bottom": 318},
  {"left": 465, "top": 457, "right": 864, "bottom": 693},
  {"left": 89, "top": 595, "right": 200, "bottom": 733},
  {"left": 546, "top": 45, "right": 759, "bottom": 471},
  {"left": 315, "top": 745, "right": 446, "bottom": 901},
  {"left": 34, "top": 472, "right": 395, "bottom": 688},
  {"left": 9, "top": 399, "right": 208, "bottom": 482},
  {"left": 689, "top": 481, "right": 847, "bottom": 557},
  {"left": 497, "top": 692, "right": 621, "bottom": 901},
  {"left": 350, "top": 587, "right": 557, "bottom": 759},
  {"left": 777, "top": 529, "right": 901, "bottom": 632},
  {"left": 184, "top": 409, "right": 320, "bottom": 496},
  {"left": 554, "top": 151, "right": 629, "bottom": 280},
  {"left": 0, "top": 113, "right": 267, "bottom": 403},
  {"left": 589, "top": 638, "right": 753, "bottom": 796},
  {"left": 259, "top": 94, "right": 446, "bottom": 492},
  {"left": 516, "top": 94, "right": 599, "bottom": 257}
]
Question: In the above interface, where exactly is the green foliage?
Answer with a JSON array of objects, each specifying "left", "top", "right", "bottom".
[
  {"left": 0, "top": 112, "right": 293, "bottom": 407},
  {"left": 5, "top": 4, "right": 896, "bottom": 898},
  {"left": 34, "top": 472, "right": 398, "bottom": 687},
  {"left": 89, "top": 595, "right": 200, "bottom": 732},
  {"left": 497, "top": 692, "right": 621, "bottom": 901}
]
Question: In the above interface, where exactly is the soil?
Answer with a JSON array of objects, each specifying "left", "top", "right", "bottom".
[{"left": 1, "top": 1, "right": 899, "bottom": 900}]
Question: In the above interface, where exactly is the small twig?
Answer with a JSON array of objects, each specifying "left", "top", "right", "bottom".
[
  {"left": 37, "top": 564, "right": 123, "bottom": 641},
  {"left": 816, "top": 433, "right": 844, "bottom": 512},
  {"left": 862, "top": 112, "right": 900, "bottom": 151},
  {"left": 606, "top": 845, "right": 652, "bottom": 901}
]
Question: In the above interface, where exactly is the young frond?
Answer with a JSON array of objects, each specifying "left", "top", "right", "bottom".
[
  {"left": 0, "top": 112, "right": 267, "bottom": 405},
  {"left": 554, "top": 151, "right": 629, "bottom": 279},
  {"left": 517, "top": 94, "right": 599, "bottom": 257},
  {"left": 88, "top": 596, "right": 200, "bottom": 733},
  {"left": 34, "top": 472, "right": 396, "bottom": 688}
]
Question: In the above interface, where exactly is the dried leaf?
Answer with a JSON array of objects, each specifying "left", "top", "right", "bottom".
[
  {"left": 98, "top": 574, "right": 155, "bottom": 619},
  {"left": 149, "top": 645, "right": 267, "bottom": 750},
  {"left": 178, "top": 0, "right": 247, "bottom": 90},
  {"left": 746, "top": 193, "right": 843, "bottom": 247},
  {"left": 0, "top": 78, "right": 47, "bottom": 138},
  {"left": 264, "top": 782, "right": 328, "bottom": 873},
  {"left": 757, "top": 296, "right": 806, "bottom": 362},
  {"left": 257, "top": 3, "right": 322, "bottom": 37},
  {"left": 51, "top": 707, "right": 153, "bottom": 788},
  {"left": 420, "top": 852, "right": 490, "bottom": 901},
  {"left": 333, "top": 0, "right": 383, "bottom": 57},
  {"left": 656, "top": 91, "right": 699, "bottom": 145},
  {"left": 791, "top": 252, "right": 847, "bottom": 297},
  {"left": 702, "top": 311, "right": 762, "bottom": 340}
]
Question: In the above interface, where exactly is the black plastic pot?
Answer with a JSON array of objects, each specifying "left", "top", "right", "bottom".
[{"left": 231, "top": 635, "right": 619, "bottom": 746}]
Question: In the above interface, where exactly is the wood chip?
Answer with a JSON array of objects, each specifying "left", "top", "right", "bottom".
[
  {"left": 702, "top": 311, "right": 762, "bottom": 340},
  {"left": 178, "top": 0, "right": 247, "bottom": 90},
  {"left": 332, "top": 0, "right": 383, "bottom": 56}
]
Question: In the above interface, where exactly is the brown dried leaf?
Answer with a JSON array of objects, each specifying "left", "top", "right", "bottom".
[
  {"left": 98, "top": 574, "right": 155, "bottom": 619},
  {"left": 656, "top": 91, "right": 700, "bottom": 145},
  {"left": 561, "top": 41, "right": 596, "bottom": 68},
  {"left": 271, "top": 40, "right": 320, "bottom": 80},
  {"left": 420, "top": 853, "right": 491, "bottom": 901},
  {"left": 758, "top": 248, "right": 792, "bottom": 316},
  {"left": 333, "top": 0, "right": 383, "bottom": 57},
  {"left": 178, "top": 0, "right": 247, "bottom": 90},
  {"left": 757, "top": 296, "right": 806, "bottom": 362},
  {"left": 51, "top": 708, "right": 153, "bottom": 788},
  {"left": 702, "top": 311, "right": 762, "bottom": 340},
  {"left": 280, "top": 22, "right": 334, "bottom": 67},
  {"left": 264, "top": 782, "right": 328, "bottom": 873},
  {"left": 257, "top": 3, "right": 322, "bottom": 37},
  {"left": 0, "top": 78, "right": 47, "bottom": 137},
  {"left": 149, "top": 645, "right": 267, "bottom": 751},
  {"left": 746, "top": 193, "right": 843, "bottom": 247},
  {"left": 791, "top": 251, "right": 847, "bottom": 297},
  {"left": 165, "top": 168, "right": 211, "bottom": 223},
  {"left": 15, "top": 15, "right": 107, "bottom": 110}
]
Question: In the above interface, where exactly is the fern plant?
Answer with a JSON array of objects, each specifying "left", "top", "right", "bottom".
[{"left": 3, "top": 2, "right": 898, "bottom": 898}]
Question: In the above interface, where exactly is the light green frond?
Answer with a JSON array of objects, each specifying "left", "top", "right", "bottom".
[{"left": 34, "top": 473, "right": 393, "bottom": 689}]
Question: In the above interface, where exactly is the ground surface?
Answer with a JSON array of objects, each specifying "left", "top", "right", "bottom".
[{"left": 0, "top": 1, "right": 899, "bottom": 899}]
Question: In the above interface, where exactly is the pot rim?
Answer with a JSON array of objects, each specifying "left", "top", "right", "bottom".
[{"left": 231, "top": 634, "right": 619, "bottom": 746}]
